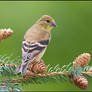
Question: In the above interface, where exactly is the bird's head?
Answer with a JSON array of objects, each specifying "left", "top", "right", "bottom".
[{"left": 36, "top": 15, "right": 56, "bottom": 32}]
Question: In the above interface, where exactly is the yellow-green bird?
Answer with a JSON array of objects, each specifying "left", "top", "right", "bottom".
[{"left": 15, "top": 15, "right": 56, "bottom": 76}]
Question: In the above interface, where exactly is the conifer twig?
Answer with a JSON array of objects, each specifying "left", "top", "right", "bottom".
[
  {"left": 82, "top": 72, "right": 92, "bottom": 75},
  {"left": 11, "top": 72, "right": 70, "bottom": 84},
  {"left": 10, "top": 71, "right": 92, "bottom": 84},
  {"left": 0, "top": 53, "right": 92, "bottom": 90}
]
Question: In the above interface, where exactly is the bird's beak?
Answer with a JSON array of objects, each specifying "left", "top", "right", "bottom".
[{"left": 51, "top": 22, "right": 56, "bottom": 27}]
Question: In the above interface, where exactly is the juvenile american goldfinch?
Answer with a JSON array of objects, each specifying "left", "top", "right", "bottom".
[{"left": 15, "top": 15, "right": 56, "bottom": 76}]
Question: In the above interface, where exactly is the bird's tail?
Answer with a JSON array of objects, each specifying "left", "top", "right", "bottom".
[
  {"left": 14, "top": 64, "right": 22, "bottom": 74},
  {"left": 14, "top": 61, "right": 29, "bottom": 76}
]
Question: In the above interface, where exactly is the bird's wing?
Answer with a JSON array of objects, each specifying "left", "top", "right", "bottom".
[
  {"left": 22, "top": 39, "right": 49, "bottom": 63},
  {"left": 20, "top": 39, "right": 49, "bottom": 75}
]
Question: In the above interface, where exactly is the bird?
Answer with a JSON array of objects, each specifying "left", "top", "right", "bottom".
[{"left": 14, "top": 15, "right": 56, "bottom": 76}]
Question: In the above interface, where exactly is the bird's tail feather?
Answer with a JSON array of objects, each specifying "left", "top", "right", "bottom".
[
  {"left": 21, "top": 62, "right": 29, "bottom": 76},
  {"left": 14, "top": 64, "right": 22, "bottom": 74},
  {"left": 14, "top": 61, "right": 30, "bottom": 76}
]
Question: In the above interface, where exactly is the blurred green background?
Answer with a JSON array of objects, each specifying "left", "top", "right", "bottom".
[{"left": 0, "top": 1, "right": 92, "bottom": 91}]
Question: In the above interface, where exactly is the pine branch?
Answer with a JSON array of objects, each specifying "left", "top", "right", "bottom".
[{"left": 0, "top": 53, "right": 92, "bottom": 91}]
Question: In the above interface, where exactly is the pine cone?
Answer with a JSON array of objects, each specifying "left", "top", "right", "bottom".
[
  {"left": 26, "top": 70, "right": 35, "bottom": 77},
  {"left": 0, "top": 28, "right": 13, "bottom": 41},
  {"left": 28, "top": 59, "right": 47, "bottom": 73},
  {"left": 73, "top": 53, "right": 91, "bottom": 67},
  {"left": 69, "top": 75, "right": 88, "bottom": 90}
]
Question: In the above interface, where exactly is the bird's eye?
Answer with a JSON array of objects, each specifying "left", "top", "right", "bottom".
[{"left": 46, "top": 20, "right": 50, "bottom": 23}]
